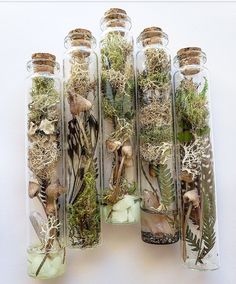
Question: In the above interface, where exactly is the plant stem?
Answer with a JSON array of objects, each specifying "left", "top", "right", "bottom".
[
  {"left": 141, "top": 162, "right": 159, "bottom": 203},
  {"left": 182, "top": 202, "right": 193, "bottom": 262},
  {"left": 195, "top": 190, "right": 203, "bottom": 265},
  {"left": 36, "top": 253, "right": 48, "bottom": 276}
]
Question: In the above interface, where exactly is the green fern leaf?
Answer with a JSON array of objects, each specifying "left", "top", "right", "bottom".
[
  {"left": 154, "top": 164, "right": 175, "bottom": 208},
  {"left": 186, "top": 225, "right": 201, "bottom": 252}
]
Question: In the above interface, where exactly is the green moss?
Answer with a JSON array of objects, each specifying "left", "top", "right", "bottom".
[
  {"left": 67, "top": 167, "right": 100, "bottom": 248},
  {"left": 138, "top": 48, "right": 171, "bottom": 94},
  {"left": 140, "top": 124, "right": 172, "bottom": 144},
  {"left": 29, "top": 77, "right": 59, "bottom": 124},
  {"left": 176, "top": 78, "right": 209, "bottom": 133},
  {"left": 101, "top": 32, "right": 133, "bottom": 72}
]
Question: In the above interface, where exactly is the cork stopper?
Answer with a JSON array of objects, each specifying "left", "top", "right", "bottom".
[
  {"left": 67, "top": 28, "right": 93, "bottom": 48},
  {"left": 101, "top": 8, "right": 131, "bottom": 29},
  {"left": 65, "top": 28, "right": 95, "bottom": 58},
  {"left": 176, "top": 47, "right": 206, "bottom": 75},
  {"left": 31, "top": 53, "right": 56, "bottom": 74},
  {"left": 138, "top": 27, "right": 168, "bottom": 46}
]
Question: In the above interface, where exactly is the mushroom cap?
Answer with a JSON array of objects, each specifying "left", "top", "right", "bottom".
[
  {"left": 106, "top": 140, "right": 121, "bottom": 152},
  {"left": 183, "top": 189, "right": 200, "bottom": 208},
  {"left": 46, "top": 181, "right": 66, "bottom": 198},
  {"left": 121, "top": 145, "right": 133, "bottom": 158},
  {"left": 28, "top": 181, "right": 40, "bottom": 198},
  {"left": 68, "top": 92, "right": 92, "bottom": 116}
]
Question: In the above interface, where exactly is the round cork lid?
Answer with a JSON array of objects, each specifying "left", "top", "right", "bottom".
[
  {"left": 176, "top": 47, "right": 206, "bottom": 66},
  {"left": 138, "top": 26, "right": 168, "bottom": 46},
  {"left": 32, "top": 53, "right": 56, "bottom": 63},
  {"left": 31, "top": 53, "right": 57, "bottom": 73},
  {"left": 104, "top": 8, "right": 127, "bottom": 20},
  {"left": 68, "top": 28, "right": 92, "bottom": 40},
  {"left": 175, "top": 47, "right": 206, "bottom": 75},
  {"left": 177, "top": 47, "right": 202, "bottom": 59},
  {"left": 66, "top": 28, "right": 95, "bottom": 49},
  {"left": 101, "top": 8, "right": 130, "bottom": 29}
]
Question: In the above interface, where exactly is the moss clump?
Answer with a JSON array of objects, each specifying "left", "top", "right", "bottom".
[
  {"left": 29, "top": 77, "right": 60, "bottom": 124},
  {"left": 68, "top": 167, "right": 100, "bottom": 248},
  {"left": 101, "top": 32, "right": 133, "bottom": 72},
  {"left": 138, "top": 48, "right": 171, "bottom": 95},
  {"left": 140, "top": 124, "right": 172, "bottom": 144},
  {"left": 175, "top": 78, "right": 209, "bottom": 133}
]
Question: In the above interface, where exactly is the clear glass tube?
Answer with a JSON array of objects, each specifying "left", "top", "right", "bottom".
[
  {"left": 173, "top": 47, "right": 220, "bottom": 270},
  {"left": 26, "top": 53, "right": 66, "bottom": 279},
  {"left": 100, "top": 8, "right": 139, "bottom": 224},
  {"left": 63, "top": 29, "right": 101, "bottom": 248},
  {"left": 136, "top": 27, "right": 179, "bottom": 244}
]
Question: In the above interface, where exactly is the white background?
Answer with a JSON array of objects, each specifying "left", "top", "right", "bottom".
[{"left": 0, "top": 1, "right": 236, "bottom": 284}]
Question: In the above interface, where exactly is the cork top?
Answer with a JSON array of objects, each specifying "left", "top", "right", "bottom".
[
  {"left": 101, "top": 8, "right": 131, "bottom": 30},
  {"left": 104, "top": 8, "right": 127, "bottom": 20},
  {"left": 29, "top": 53, "right": 57, "bottom": 74},
  {"left": 137, "top": 26, "right": 168, "bottom": 47},
  {"left": 65, "top": 28, "right": 95, "bottom": 50},
  {"left": 174, "top": 47, "right": 207, "bottom": 75}
]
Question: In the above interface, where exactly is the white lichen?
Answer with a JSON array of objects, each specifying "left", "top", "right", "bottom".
[
  {"left": 40, "top": 216, "right": 60, "bottom": 248},
  {"left": 180, "top": 137, "right": 207, "bottom": 178},
  {"left": 140, "top": 142, "right": 171, "bottom": 164}
]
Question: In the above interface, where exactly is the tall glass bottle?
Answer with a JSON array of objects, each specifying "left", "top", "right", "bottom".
[
  {"left": 63, "top": 29, "right": 101, "bottom": 248},
  {"left": 26, "top": 53, "right": 66, "bottom": 279},
  {"left": 173, "top": 47, "right": 219, "bottom": 270},
  {"left": 136, "top": 27, "right": 179, "bottom": 244},
  {"left": 100, "top": 8, "right": 139, "bottom": 224}
]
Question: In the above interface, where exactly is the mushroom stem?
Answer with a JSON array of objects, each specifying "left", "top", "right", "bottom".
[
  {"left": 109, "top": 155, "right": 125, "bottom": 203},
  {"left": 113, "top": 150, "right": 119, "bottom": 181},
  {"left": 115, "top": 155, "right": 125, "bottom": 190},
  {"left": 182, "top": 202, "right": 193, "bottom": 262}
]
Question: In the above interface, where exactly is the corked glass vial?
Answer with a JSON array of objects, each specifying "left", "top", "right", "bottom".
[
  {"left": 136, "top": 27, "right": 179, "bottom": 244},
  {"left": 173, "top": 47, "right": 219, "bottom": 270},
  {"left": 63, "top": 28, "right": 101, "bottom": 248},
  {"left": 26, "top": 53, "right": 66, "bottom": 279},
  {"left": 100, "top": 8, "right": 139, "bottom": 224}
]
